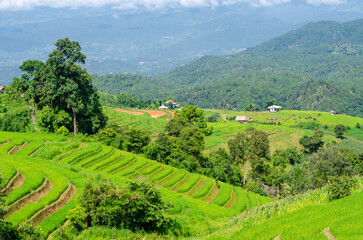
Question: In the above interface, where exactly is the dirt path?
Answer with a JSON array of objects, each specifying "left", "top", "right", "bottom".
[
  {"left": 30, "top": 181, "right": 77, "bottom": 226},
  {"left": 8, "top": 142, "right": 28, "bottom": 155},
  {"left": 221, "top": 114, "right": 229, "bottom": 123},
  {"left": 115, "top": 108, "right": 144, "bottom": 116},
  {"left": 3, "top": 170, "right": 25, "bottom": 195},
  {"left": 139, "top": 110, "right": 167, "bottom": 118},
  {"left": 322, "top": 228, "right": 336, "bottom": 240},
  {"left": 6, "top": 178, "right": 53, "bottom": 217},
  {"left": 151, "top": 131, "right": 160, "bottom": 136}
]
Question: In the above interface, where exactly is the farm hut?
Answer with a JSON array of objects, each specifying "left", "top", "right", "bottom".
[
  {"left": 0, "top": 84, "right": 5, "bottom": 94},
  {"left": 268, "top": 105, "right": 282, "bottom": 113},
  {"left": 330, "top": 110, "right": 336, "bottom": 115},
  {"left": 165, "top": 100, "right": 181, "bottom": 108},
  {"left": 159, "top": 105, "right": 168, "bottom": 110},
  {"left": 235, "top": 116, "right": 252, "bottom": 123}
]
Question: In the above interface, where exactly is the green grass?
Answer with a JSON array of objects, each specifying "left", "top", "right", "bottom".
[{"left": 211, "top": 182, "right": 232, "bottom": 207}]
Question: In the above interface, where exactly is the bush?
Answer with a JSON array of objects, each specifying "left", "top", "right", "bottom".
[
  {"left": 326, "top": 176, "right": 358, "bottom": 201},
  {"left": 56, "top": 126, "right": 69, "bottom": 136},
  {"left": 334, "top": 124, "right": 346, "bottom": 138},
  {"left": 0, "top": 111, "right": 30, "bottom": 132},
  {"left": 79, "top": 178, "right": 173, "bottom": 233},
  {"left": 67, "top": 206, "right": 87, "bottom": 232}
]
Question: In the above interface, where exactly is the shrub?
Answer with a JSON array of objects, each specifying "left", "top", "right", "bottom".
[
  {"left": 334, "top": 124, "right": 346, "bottom": 138},
  {"left": 56, "top": 126, "right": 69, "bottom": 136},
  {"left": 67, "top": 206, "right": 87, "bottom": 232},
  {"left": 0, "top": 111, "right": 30, "bottom": 132},
  {"left": 79, "top": 179, "right": 173, "bottom": 233},
  {"left": 326, "top": 176, "right": 358, "bottom": 201}
]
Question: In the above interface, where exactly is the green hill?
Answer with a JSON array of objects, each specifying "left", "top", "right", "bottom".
[{"left": 92, "top": 19, "right": 363, "bottom": 117}]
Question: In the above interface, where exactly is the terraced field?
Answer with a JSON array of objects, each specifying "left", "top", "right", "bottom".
[
  {"left": 0, "top": 131, "right": 271, "bottom": 238},
  {"left": 0, "top": 132, "right": 86, "bottom": 235},
  {"left": 39, "top": 137, "right": 270, "bottom": 211},
  {"left": 205, "top": 122, "right": 341, "bottom": 153},
  {"left": 103, "top": 107, "right": 169, "bottom": 136}
]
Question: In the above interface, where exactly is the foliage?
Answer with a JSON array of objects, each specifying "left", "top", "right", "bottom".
[
  {"left": 97, "top": 123, "right": 150, "bottom": 153},
  {"left": 99, "top": 92, "right": 163, "bottom": 109},
  {"left": 326, "top": 176, "right": 358, "bottom": 201},
  {"left": 17, "top": 221, "right": 43, "bottom": 240},
  {"left": 79, "top": 178, "right": 172, "bottom": 232},
  {"left": 37, "top": 37, "right": 107, "bottom": 135},
  {"left": 206, "top": 113, "right": 221, "bottom": 122},
  {"left": 299, "top": 129, "right": 324, "bottom": 153},
  {"left": 7, "top": 60, "right": 45, "bottom": 131},
  {"left": 67, "top": 206, "right": 87, "bottom": 232},
  {"left": 228, "top": 127, "right": 270, "bottom": 165},
  {"left": 56, "top": 126, "right": 70, "bottom": 136},
  {"left": 334, "top": 124, "right": 346, "bottom": 138},
  {"left": 272, "top": 147, "right": 302, "bottom": 167},
  {"left": 39, "top": 106, "right": 72, "bottom": 133},
  {"left": 0, "top": 111, "right": 30, "bottom": 132},
  {"left": 245, "top": 103, "right": 259, "bottom": 112}
]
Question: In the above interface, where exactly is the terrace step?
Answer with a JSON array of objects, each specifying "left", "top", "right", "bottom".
[
  {"left": 5, "top": 178, "right": 53, "bottom": 217},
  {"left": 3, "top": 169, "right": 25, "bottom": 195},
  {"left": 109, "top": 157, "right": 137, "bottom": 174},
  {"left": 202, "top": 183, "right": 219, "bottom": 203},
  {"left": 30, "top": 180, "right": 77, "bottom": 226},
  {"left": 224, "top": 188, "right": 237, "bottom": 208},
  {"left": 8, "top": 142, "right": 28, "bottom": 155},
  {"left": 81, "top": 147, "right": 116, "bottom": 168},
  {"left": 93, "top": 153, "right": 124, "bottom": 171},
  {"left": 187, "top": 179, "right": 204, "bottom": 197}
]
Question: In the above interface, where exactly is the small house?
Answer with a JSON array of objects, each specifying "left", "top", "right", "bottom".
[
  {"left": 235, "top": 116, "right": 252, "bottom": 123},
  {"left": 330, "top": 110, "right": 336, "bottom": 115},
  {"left": 159, "top": 105, "right": 168, "bottom": 110},
  {"left": 165, "top": 100, "right": 180, "bottom": 109},
  {"left": 0, "top": 84, "right": 5, "bottom": 94},
  {"left": 268, "top": 105, "right": 282, "bottom": 113}
]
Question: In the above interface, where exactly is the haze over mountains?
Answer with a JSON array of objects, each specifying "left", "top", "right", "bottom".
[{"left": 0, "top": 0, "right": 363, "bottom": 82}]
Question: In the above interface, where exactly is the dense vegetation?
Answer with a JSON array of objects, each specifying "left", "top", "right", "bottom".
[{"left": 93, "top": 19, "right": 363, "bottom": 117}]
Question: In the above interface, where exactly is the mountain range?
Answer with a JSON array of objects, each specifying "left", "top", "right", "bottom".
[{"left": 93, "top": 19, "right": 363, "bottom": 117}]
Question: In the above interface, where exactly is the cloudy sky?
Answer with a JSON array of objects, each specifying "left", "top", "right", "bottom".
[{"left": 0, "top": 0, "right": 349, "bottom": 11}]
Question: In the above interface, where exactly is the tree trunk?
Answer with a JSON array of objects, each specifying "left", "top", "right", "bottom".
[
  {"left": 72, "top": 109, "right": 78, "bottom": 135},
  {"left": 29, "top": 102, "right": 37, "bottom": 131}
]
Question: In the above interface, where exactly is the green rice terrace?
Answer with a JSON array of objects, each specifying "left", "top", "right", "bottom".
[
  {"left": 1, "top": 92, "right": 363, "bottom": 239},
  {"left": 0, "top": 131, "right": 270, "bottom": 239}
]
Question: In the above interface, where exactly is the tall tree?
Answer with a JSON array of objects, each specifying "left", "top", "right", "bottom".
[
  {"left": 39, "top": 37, "right": 106, "bottom": 135},
  {"left": 7, "top": 60, "right": 45, "bottom": 131}
]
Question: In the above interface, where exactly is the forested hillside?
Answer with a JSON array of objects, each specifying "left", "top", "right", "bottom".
[{"left": 93, "top": 19, "right": 363, "bottom": 117}]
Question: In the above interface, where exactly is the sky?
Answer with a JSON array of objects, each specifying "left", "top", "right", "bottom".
[{"left": 0, "top": 0, "right": 349, "bottom": 11}]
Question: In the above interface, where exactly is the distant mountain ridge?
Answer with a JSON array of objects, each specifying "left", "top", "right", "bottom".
[{"left": 93, "top": 19, "right": 363, "bottom": 117}]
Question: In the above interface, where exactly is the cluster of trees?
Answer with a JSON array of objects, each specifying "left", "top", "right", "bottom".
[
  {"left": 97, "top": 123, "right": 150, "bottom": 154},
  {"left": 65, "top": 178, "right": 173, "bottom": 235},
  {"left": 99, "top": 92, "right": 167, "bottom": 109},
  {"left": 6, "top": 38, "right": 107, "bottom": 135},
  {"left": 144, "top": 106, "right": 211, "bottom": 172}
]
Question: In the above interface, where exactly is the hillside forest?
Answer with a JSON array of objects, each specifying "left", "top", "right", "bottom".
[{"left": 93, "top": 19, "right": 363, "bottom": 117}]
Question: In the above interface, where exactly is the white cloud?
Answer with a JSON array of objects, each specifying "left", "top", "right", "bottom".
[
  {"left": 0, "top": 0, "right": 348, "bottom": 11},
  {"left": 306, "top": 0, "right": 347, "bottom": 6}
]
